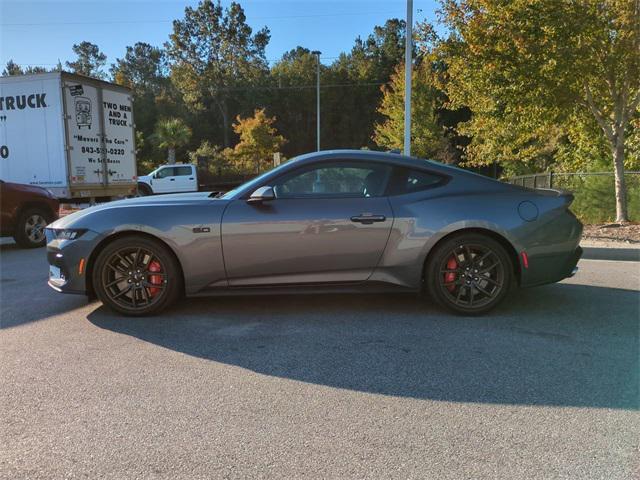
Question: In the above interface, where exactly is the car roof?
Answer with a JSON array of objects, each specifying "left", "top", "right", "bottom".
[
  {"left": 290, "top": 149, "right": 495, "bottom": 182},
  {"left": 228, "top": 149, "right": 503, "bottom": 199}
]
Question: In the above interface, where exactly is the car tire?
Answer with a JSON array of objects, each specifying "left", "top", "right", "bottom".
[
  {"left": 93, "top": 235, "right": 183, "bottom": 316},
  {"left": 425, "top": 233, "right": 514, "bottom": 315},
  {"left": 13, "top": 207, "right": 51, "bottom": 248}
]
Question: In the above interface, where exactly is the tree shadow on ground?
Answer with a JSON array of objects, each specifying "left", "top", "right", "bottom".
[{"left": 88, "top": 283, "right": 639, "bottom": 410}]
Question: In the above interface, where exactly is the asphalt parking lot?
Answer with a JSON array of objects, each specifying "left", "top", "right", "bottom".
[{"left": 1, "top": 242, "right": 638, "bottom": 479}]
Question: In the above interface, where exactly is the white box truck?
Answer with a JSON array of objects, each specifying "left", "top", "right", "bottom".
[{"left": 0, "top": 72, "right": 137, "bottom": 201}]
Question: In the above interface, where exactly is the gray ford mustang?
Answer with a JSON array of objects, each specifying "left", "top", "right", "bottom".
[{"left": 46, "top": 150, "right": 582, "bottom": 316}]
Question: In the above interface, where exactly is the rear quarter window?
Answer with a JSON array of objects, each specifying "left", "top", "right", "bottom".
[{"left": 388, "top": 168, "right": 447, "bottom": 195}]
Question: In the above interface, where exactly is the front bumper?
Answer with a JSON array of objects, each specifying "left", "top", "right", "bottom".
[{"left": 46, "top": 230, "right": 100, "bottom": 295}]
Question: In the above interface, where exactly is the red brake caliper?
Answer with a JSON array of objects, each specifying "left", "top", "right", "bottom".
[
  {"left": 444, "top": 255, "right": 458, "bottom": 292},
  {"left": 148, "top": 260, "right": 163, "bottom": 297}
]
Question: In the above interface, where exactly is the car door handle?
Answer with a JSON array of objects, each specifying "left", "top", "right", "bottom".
[
  {"left": 350, "top": 214, "right": 386, "bottom": 224},
  {"left": 169, "top": 178, "right": 175, "bottom": 181},
  {"left": 189, "top": 177, "right": 194, "bottom": 180}
]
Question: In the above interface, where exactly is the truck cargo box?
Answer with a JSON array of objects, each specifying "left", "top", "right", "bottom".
[{"left": 0, "top": 72, "right": 137, "bottom": 200}]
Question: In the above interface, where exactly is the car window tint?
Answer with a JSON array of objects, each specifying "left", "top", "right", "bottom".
[
  {"left": 156, "top": 167, "right": 175, "bottom": 178},
  {"left": 388, "top": 168, "right": 445, "bottom": 195},
  {"left": 274, "top": 163, "right": 391, "bottom": 198},
  {"left": 175, "top": 166, "right": 192, "bottom": 176},
  {"left": 405, "top": 169, "right": 443, "bottom": 192}
]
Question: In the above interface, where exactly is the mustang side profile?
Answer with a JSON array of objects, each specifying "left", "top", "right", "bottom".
[{"left": 46, "top": 150, "right": 582, "bottom": 316}]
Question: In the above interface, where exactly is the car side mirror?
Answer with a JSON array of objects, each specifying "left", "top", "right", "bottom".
[{"left": 247, "top": 186, "right": 275, "bottom": 204}]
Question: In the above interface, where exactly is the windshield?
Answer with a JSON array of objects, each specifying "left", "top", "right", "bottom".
[{"left": 220, "top": 160, "right": 294, "bottom": 199}]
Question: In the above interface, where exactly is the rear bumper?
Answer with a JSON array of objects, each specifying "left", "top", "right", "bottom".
[{"left": 521, "top": 246, "right": 583, "bottom": 287}]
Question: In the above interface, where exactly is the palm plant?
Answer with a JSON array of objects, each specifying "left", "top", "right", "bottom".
[{"left": 153, "top": 118, "right": 192, "bottom": 164}]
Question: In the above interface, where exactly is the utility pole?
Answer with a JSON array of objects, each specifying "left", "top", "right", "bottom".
[
  {"left": 311, "top": 50, "right": 322, "bottom": 151},
  {"left": 404, "top": 0, "right": 413, "bottom": 156}
]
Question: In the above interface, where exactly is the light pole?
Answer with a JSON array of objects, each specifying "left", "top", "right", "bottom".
[
  {"left": 311, "top": 50, "right": 321, "bottom": 151},
  {"left": 404, "top": 0, "right": 413, "bottom": 156}
]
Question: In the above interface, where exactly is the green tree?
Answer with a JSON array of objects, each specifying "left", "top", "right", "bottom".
[
  {"left": 325, "top": 19, "right": 408, "bottom": 150},
  {"left": 111, "top": 43, "right": 166, "bottom": 93},
  {"left": 24, "top": 66, "right": 49, "bottom": 74},
  {"left": 269, "top": 47, "right": 320, "bottom": 156},
  {"left": 441, "top": 0, "right": 640, "bottom": 222},
  {"left": 153, "top": 118, "right": 192, "bottom": 164},
  {"left": 66, "top": 41, "right": 107, "bottom": 78},
  {"left": 373, "top": 62, "right": 446, "bottom": 160},
  {"left": 166, "top": 0, "right": 270, "bottom": 147},
  {"left": 2, "top": 60, "right": 23, "bottom": 76},
  {"left": 189, "top": 140, "right": 229, "bottom": 174},
  {"left": 2, "top": 61, "right": 56, "bottom": 76},
  {"left": 111, "top": 42, "right": 172, "bottom": 164},
  {"left": 227, "top": 109, "right": 286, "bottom": 173}
]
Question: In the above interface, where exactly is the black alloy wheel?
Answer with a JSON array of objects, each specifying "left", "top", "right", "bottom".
[
  {"left": 426, "top": 233, "right": 513, "bottom": 315},
  {"left": 93, "top": 236, "right": 182, "bottom": 316}
]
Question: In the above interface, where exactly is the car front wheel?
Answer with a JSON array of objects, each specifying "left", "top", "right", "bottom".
[
  {"left": 137, "top": 183, "right": 152, "bottom": 196},
  {"left": 93, "top": 236, "right": 182, "bottom": 316},
  {"left": 425, "top": 233, "right": 514, "bottom": 315}
]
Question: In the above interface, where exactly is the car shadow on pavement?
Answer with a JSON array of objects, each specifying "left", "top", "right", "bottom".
[
  {"left": 0, "top": 242, "right": 91, "bottom": 328},
  {"left": 87, "top": 283, "right": 640, "bottom": 410}
]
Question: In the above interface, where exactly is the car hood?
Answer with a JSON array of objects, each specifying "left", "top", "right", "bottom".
[
  {"left": 5, "top": 181, "right": 56, "bottom": 198},
  {"left": 49, "top": 192, "right": 225, "bottom": 229}
]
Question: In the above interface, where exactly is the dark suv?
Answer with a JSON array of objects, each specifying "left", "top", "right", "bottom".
[{"left": 0, "top": 181, "right": 59, "bottom": 248}]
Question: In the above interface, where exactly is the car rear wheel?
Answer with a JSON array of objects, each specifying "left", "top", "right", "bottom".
[
  {"left": 425, "top": 233, "right": 513, "bottom": 315},
  {"left": 93, "top": 236, "right": 182, "bottom": 316},
  {"left": 13, "top": 208, "right": 50, "bottom": 248}
]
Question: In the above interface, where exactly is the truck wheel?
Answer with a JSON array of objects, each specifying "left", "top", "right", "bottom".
[
  {"left": 13, "top": 208, "right": 51, "bottom": 248},
  {"left": 137, "top": 183, "right": 152, "bottom": 196}
]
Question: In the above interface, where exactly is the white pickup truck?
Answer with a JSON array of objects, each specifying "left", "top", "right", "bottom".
[{"left": 137, "top": 164, "right": 197, "bottom": 195}]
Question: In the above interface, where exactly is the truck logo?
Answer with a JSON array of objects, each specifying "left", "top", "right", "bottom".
[
  {"left": 69, "top": 85, "right": 84, "bottom": 96},
  {"left": 75, "top": 97, "right": 92, "bottom": 129}
]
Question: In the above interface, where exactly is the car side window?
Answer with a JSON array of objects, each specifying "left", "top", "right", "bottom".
[
  {"left": 175, "top": 166, "right": 192, "bottom": 176},
  {"left": 388, "top": 168, "right": 446, "bottom": 195},
  {"left": 156, "top": 167, "right": 175, "bottom": 179},
  {"left": 274, "top": 163, "right": 391, "bottom": 199}
]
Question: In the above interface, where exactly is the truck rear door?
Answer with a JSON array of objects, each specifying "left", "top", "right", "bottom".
[
  {"left": 64, "top": 83, "right": 104, "bottom": 187},
  {"left": 174, "top": 165, "right": 197, "bottom": 192},
  {"left": 63, "top": 79, "right": 136, "bottom": 196},
  {"left": 101, "top": 89, "right": 136, "bottom": 186}
]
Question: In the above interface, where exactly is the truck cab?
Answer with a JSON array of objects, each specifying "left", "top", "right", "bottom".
[{"left": 137, "top": 164, "right": 198, "bottom": 195}]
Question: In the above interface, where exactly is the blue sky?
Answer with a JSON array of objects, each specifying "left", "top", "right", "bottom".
[{"left": 0, "top": 0, "right": 440, "bottom": 71}]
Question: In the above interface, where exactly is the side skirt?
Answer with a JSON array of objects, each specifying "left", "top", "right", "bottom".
[{"left": 188, "top": 281, "right": 419, "bottom": 298}]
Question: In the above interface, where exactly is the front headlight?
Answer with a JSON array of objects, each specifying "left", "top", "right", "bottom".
[{"left": 46, "top": 228, "right": 87, "bottom": 241}]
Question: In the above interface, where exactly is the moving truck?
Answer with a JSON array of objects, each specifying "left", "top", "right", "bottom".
[{"left": 0, "top": 72, "right": 137, "bottom": 202}]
